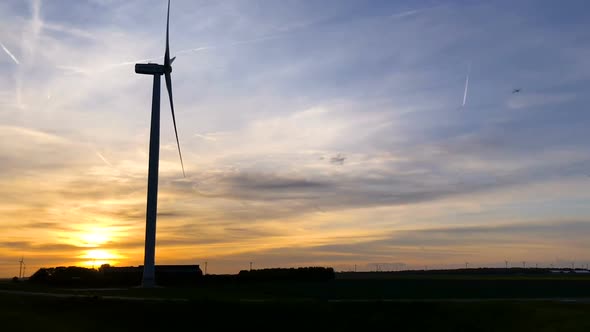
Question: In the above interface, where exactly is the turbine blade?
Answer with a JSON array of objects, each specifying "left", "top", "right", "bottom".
[
  {"left": 164, "top": 0, "right": 171, "bottom": 67},
  {"left": 170, "top": 56, "right": 176, "bottom": 64},
  {"left": 165, "top": 72, "right": 185, "bottom": 177}
]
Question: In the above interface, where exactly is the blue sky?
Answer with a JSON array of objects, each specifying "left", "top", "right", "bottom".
[{"left": 1, "top": 0, "right": 590, "bottom": 276}]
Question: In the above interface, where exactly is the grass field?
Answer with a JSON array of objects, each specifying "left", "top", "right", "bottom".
[
  {"left": 1, "top": 293, "right": 590, "bottom": 331},
  {"left": 4, "top": 273, "right": 590, "bottom": 301},
  {"left": 2, "top": 274, "right": 590, "bottom": 331}
]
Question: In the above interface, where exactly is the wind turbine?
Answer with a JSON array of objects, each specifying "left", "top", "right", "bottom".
[
  {"left": 18, "top": 257, "right": 24, "bottom": 279},
  {"left": 135, "top": 0, "right": 185, "bottom": 287}
]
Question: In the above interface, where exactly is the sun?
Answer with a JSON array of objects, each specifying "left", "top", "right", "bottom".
[
  {"left": 80, "top": 249, "right": 121, "bottom": 268},
  {"left": 84, "top": 249, "right": 114, "bottom": 260}
]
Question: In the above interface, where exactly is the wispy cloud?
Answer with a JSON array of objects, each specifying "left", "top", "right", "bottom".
[
  {"left": 391, "top": 5, "right": 443, "bottom": 19},
  {"left": 43, "top": 22, "right": 96, "bottom": 40},
  {"left": 507, "top": 93, "right": 575, "bottom": 109},
  {"left": 1, "top": 0, "right": 590, "bottom": 275},
  {"left": 55, "top": 34, "right": 282, "bottom": 75},
  {"left": 194, "top": 133, "right": 218, "bottom": 142}
]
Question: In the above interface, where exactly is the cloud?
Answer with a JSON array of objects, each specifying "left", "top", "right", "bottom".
[
  {"left": 507, "top": 93, "right": 575, "bottom": 109},
  {"left": 390, "top": 4, "right": 447, "bottom": 20},
  {"left": 42, "top": 22, "right": 96, "bottom": 40},
  {"left": 330, "top": 154, "right": 346, "bottom": 165},
  {"left": 226, "top": 173, "right": 329, "bottom": 191},
  {"left": 255, "top": 220, "right": 590, "bottom": 266},
  {"left": 1, "top": 1, "right": 590, "bottom": 275},
  {"left": 194, "top": 133, "right": 218, "bottom": 141},
  {"left": 0, "top": 125, "right": 68, "bottom": 144}
]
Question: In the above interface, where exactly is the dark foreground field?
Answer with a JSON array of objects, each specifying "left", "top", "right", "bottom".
[{"left": 2, "top": 273, "right": 590, "bottom": 331}]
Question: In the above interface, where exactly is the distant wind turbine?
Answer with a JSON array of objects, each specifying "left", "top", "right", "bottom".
[
  {"left": 18, "top": 257, "right": 24, "bottom": 279},
  {"left": 135, "top": 0, "right": 185, "bottom": 287}
]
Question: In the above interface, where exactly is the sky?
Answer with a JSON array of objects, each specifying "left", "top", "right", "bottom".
[{"left": 1, "top": 0, "right": 590, "bottom": 277}]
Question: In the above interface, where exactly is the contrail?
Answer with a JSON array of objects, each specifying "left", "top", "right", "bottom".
[
  {"left": 96, "top": 151, "right": 113, "bottom": 167},
  {"left": 57, "top": 35, "right": 282, "bottom": 74},
  {"left": 462, "top": 61, "right": 471, "bottom": 107},
  {"left": 114, "top": 36, "right": 278, "bottom": 66},
  {"left": 0, "top": 42, "right": 20, "bottom": 64}
]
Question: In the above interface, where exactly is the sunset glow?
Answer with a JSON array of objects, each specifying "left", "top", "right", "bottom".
[{"left": 1, "top": 0, "right": 590, "bottom": 278}]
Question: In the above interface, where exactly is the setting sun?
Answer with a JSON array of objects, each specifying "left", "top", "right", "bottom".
[{"left": 79, "top": 249, "right": 122, "bottom": 268}]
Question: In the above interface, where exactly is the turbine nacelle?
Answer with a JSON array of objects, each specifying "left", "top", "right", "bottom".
[{"left": 135, "top": 63, "right": 165, "bottom": 76}]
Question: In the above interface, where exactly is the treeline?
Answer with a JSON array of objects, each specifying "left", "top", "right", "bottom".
[
  {"left": 29, "top": 266, "right": 103, "bottom": 286},
  {"left": 238, "top": 267, "right": 335, "bottom": 281},
  {"left": 29, "top": 266, "right": 202, "bottom": 286},
  {"left": 391, "top": 268, "right": 570, "bottom": 275},
  {"left": 27, "top": 266, "right": 335, "bottom": 287}
]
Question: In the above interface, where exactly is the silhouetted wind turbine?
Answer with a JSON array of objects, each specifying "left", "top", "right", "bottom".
[
  {"left": 135, "top": 0, "right": 185, "bottom": 287},
  {"left": 18, "top": 257, "right": 24, "bottom": 279}
]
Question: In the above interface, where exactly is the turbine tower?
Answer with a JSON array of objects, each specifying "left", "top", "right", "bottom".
[{"left": 135, "top": 0, "right": 185, "bottom": 287}]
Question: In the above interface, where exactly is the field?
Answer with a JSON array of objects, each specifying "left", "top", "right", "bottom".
[{"left": 2, "top": 273, "right": 590, "bottom": 331}]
